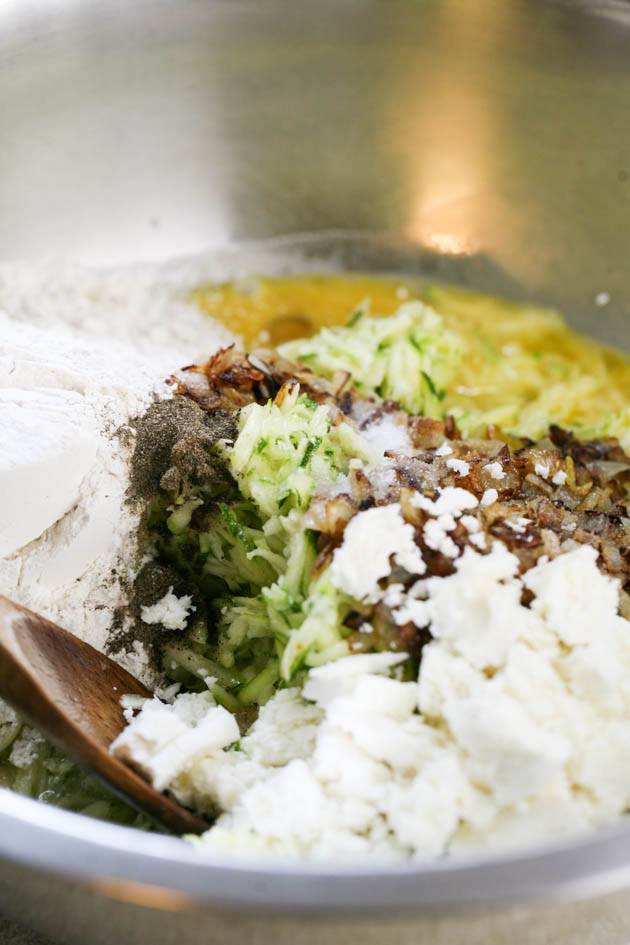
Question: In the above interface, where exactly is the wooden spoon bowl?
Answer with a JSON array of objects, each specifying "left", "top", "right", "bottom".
[{"left": 0, "top": 595, "right": 207, "bottom": 835}]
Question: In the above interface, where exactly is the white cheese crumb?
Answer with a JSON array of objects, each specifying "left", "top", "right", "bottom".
[
  {"left": 469, "top": 532, "right": 487, "bottom": 550},
  {"left": 534, "top": 462, "right": 551, "bottom": 479},
  {"left": 523, "top": 544, "right": 619, "bottom": 647},
  {"left": 446, "top": 458, "right": 470, "bottom": 476},
  {"left": 481, "top": 488, "right": 498, "bottom": 508},
  {"left": 484, "top": 461, "right": 505, "bottom": 480},
  {"left": 460, "top": 515, "right": 480, "bottom": 533},
  {"left": 111, "top": 693, "right": 239, "bottom": 791},
  {"left": 329, "top": 504, "right": 426, "bottom": 602},
  {"left": 117, "top": 541, "right": 630, "bottom": 862},
  {"left": 382, "top": 583, "right": 406, "bottom": 608},
  {"left": 424, "top": 515, "right": 459, "bottom": 559},
  {"left": 120, "top": 694, "right": 148, "bottom": 712},
  {"left": 393, "top": 597, "right": 430, "bottom": 627},
  {"left": 141, "top": 587, "right": 196, "bottom": 631},
  {"left": 435, "top": 441, "right": 453, "bottom": 457},
  {"left": 418, "top": 543, "right": 532, "bottom": 669},
  {"left": 595, "top": 291, "right": 610, "bottom": 307},
  {"left": 552, "top": 470, "right": 568, "bottom": 486},
  {"left": 412, "top": 487, "right": 478, "bottom": 518},
  {"left": 507, "top": 516, "right": 531, "bottom": 535},
  {"left": 155, "top": 681, "right": 182, "bottom": 703}
]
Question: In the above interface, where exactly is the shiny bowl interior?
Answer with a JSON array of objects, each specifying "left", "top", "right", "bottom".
[{"left": 2, "top": 0, "right": 630, "bottom": 927}]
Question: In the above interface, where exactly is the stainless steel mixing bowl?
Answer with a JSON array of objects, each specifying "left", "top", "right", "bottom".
[{"left": 2, "top": 1, "right": 630, "bottom": 943}]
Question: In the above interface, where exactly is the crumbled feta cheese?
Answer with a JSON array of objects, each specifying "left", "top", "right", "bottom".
[
  {"left": 111, "top": 695, "right": 238, "bottom": 791},
  {"left": 446, "top": 458, "right": 470, "bottom": 476},
  {"left": 481, "top": 488, "right": 498, "bottom": 507},
  {"left": 418, "top": 544, "right": 535, "bottom": 669},
  {"left": 552, "top": 470, "right": 568, "bottom": 486},
  {"left": 507, "top": 516, "right": 531, "bottom": 535},
  {"left": 329, "top": 504, "right": 425, "bottom": 602},
  {"left": 534, "top": 462, "right": 550, "bottom": 479},
  {"left": 382, "top": 583, "right": 406, "bottom": 608},
  {"left": 484, "top": 461, "right": 505, "bottom": 480},
  {"left": 242, "top": 689, "right": 323, "bottom": 766},
  {"left": 141, "top": 586, "right": 195, "bottom": 631},
  {"left": 117, "top": 536, "right": 630, "bottom": 863},
  {"left": 412, "top": 486, "right": 478, "bottom": 518},
  {"left": 435, "top": 441, "right": 453, "bottom": 457},
  {"left": 446, "top": 690, "right": 570, "bottom": 805},
  {"left": 460, "top": 514, "right": 480, "bottom": 533},
  {"left": 437, "top": 513, "right": 457, "bottom": 533},
  {"left": 524, "top": 544, "right": 621, "bottom": 647},
  {"left": 423, "top": 515, "right": 459, "bottom": 559},
  {"left": 392, "top": 596, "right": 430, "bottom": 628},
  {"left": 595, "top": 291, "right": 610, "bottom": 307},
  {"left": 155, "top": 681, "right": 182, "bottom": 703},
  {"left": 408, "top": 579, "right": 426, "bottom": 598},
  {"left": 302, "top": 653, "right": 408, "bottom": 706},
  {"left": 120, "top": 694, "right": 148, "bottom": 712}
]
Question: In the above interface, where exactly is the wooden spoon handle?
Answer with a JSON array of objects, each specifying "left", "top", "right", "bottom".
[{"left": 0, "top": 596, "right": 208, "bottom": 835}]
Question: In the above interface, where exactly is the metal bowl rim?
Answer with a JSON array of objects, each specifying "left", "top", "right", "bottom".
[
  {"left": 4, "top": 789, "right": 630, "bottom": 913},
  {"left": 3, "top": 232, "right": 630, "bottom": 913}
]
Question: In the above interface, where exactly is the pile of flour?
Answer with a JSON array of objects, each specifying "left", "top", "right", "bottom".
[{"left": 0, "top": 261, "right": 234, "bottom": 682}]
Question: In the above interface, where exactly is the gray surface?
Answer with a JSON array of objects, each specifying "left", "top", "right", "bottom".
[
  {"left": 0, "top": 917, "right": 53, "bottom": 945},
  {"left": 1, "top": 0, "right": 630, "bottom": 346},
  {"left": 7, "top": 849, "right": 630, "bottom": 945},
  {"left": 2, "top": 0, "right": 630, "bottom": 943}
]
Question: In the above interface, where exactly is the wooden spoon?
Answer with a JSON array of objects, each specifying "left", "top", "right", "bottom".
[{"left": 0, "top": 595, "right": 208, "bottom": 835}]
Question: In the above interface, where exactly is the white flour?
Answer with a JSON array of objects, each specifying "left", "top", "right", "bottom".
[{"left": 0, "top": 261, "right": 235, "bottom": 682}]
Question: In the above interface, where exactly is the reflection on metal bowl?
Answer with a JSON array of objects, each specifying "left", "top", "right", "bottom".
[{"left": 2, "top": 1, "right": 630, "bottom": 943}]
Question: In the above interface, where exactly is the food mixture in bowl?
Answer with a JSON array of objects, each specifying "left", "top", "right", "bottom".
[{"left": 3, "top": 265, "right": 630, "bottom": 860}]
